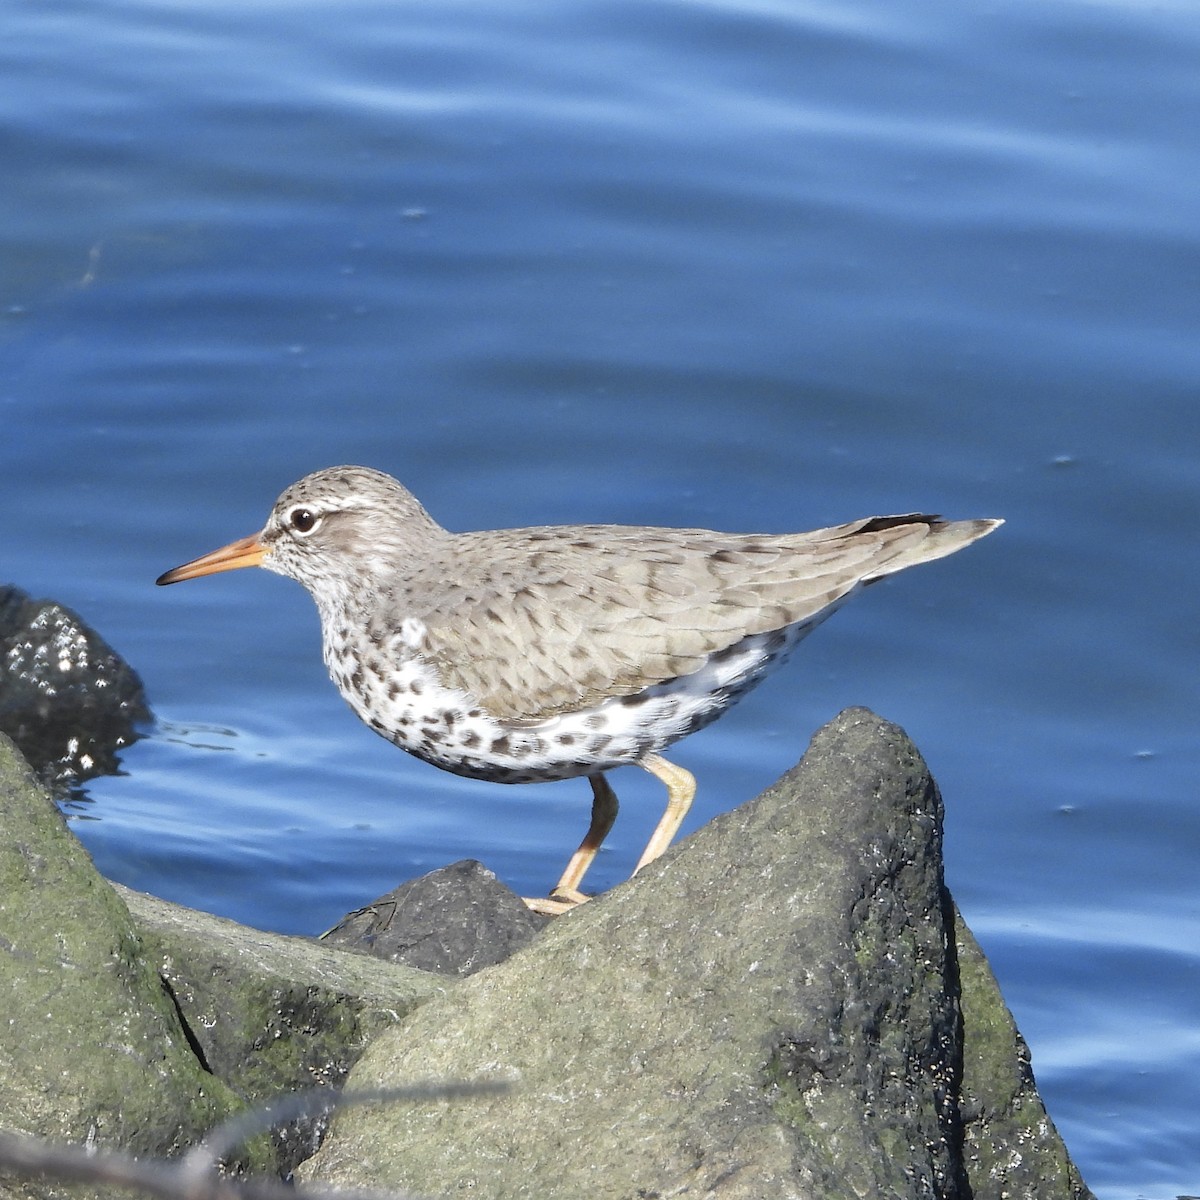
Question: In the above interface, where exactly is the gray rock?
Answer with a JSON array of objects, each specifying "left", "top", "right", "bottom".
[
  {"left": 0, "top": 733, "right": 257, "bottom": 1198},
  {"left": 0, "top": 586, "right": 149, "bottom": 793},
  {"left": 116, "top": 884, "right": 446, "bottom": 1173},
  {"left": 0, "top": 730, "right": 447, "bottom": 1195},
  {"left": 954, "top": 912, "right": 1088, "bottom": 1199},
  {"left": 321, "top": 857, "right": 549, "bottom": 976},
  {"left": 0, "top": 702, "right": 1092, "bottom": 1200},
  {"left": 299, "top": 708, "right": 1093, "bottom": 1200}
]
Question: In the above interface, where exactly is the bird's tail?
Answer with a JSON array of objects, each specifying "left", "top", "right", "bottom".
[{"left": 858, "top": 515, "right": 1004, "bottom": 583}]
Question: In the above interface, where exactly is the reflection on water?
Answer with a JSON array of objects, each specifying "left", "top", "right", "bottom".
[{"left": 157, "top": 720, "right": 242, "bottom": 753}]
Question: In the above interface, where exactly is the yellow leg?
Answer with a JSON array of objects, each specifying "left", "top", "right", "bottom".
[
  {"left": 523, "top": 756, "right": 695, "bottom": 915},
  {"left": 633, "top": 753, "right": 696, "bottom": 873},
  {"left": 523, "top": 774, "right": 618, "bottom": 916}
]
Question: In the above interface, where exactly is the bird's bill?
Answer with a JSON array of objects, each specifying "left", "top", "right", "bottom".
[{"left": 156, "top": 535, "right": 266, "bottom": 585}]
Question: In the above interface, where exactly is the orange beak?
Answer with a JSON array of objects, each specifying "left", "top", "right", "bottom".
[{"left": 156, "top": 534, "right": 267, "bottom": 585}]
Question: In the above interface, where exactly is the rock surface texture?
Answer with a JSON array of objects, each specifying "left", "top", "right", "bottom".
[
  {"left": 118, "top": 885, "right": 444, "bottom": 1173},
  {"left": 0, "top": 734, "right": 249, "bottom": 1197},
  {"left": 301, "top": 708, "right": 1093, "bottom": 1200},
  {"left": 0, "top": 732, "right": 442, "bottom": 1196},
  {"left": 0, "top": 705, "right": 1093, "bottom": 1200}
]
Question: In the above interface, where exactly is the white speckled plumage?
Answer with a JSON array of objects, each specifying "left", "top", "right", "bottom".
[{"left": 158, "top": 465, "right": 1002, "bottom": 908}]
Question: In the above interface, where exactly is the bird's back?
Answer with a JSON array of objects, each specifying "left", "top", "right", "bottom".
[{"left": 369, "top": 514, "right": 1000, "bottom": 723}]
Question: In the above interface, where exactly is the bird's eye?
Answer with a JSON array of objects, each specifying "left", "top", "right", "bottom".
[{"left": 289, "top": 507, "right": 318, "bottom": 534}]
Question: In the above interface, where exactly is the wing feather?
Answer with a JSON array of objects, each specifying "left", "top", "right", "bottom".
[{"left": 379, "top": 515, "right": 997, "bottom": 721}]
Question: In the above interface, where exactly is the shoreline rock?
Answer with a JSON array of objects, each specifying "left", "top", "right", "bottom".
[
  {"left": 0, "top": 711, "right": 1093, "bottom": 1199},
  {"left": 0, "top": 734, "right": 262, "bottom": 1196},
  {"left": 298, "top": 708, "right": 1093, "bottom": 1200},
  {"left": 115, "top": 884, "right": 445, "bottom": 1174}
]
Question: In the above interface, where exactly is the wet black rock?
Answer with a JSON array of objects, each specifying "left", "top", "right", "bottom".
[
  {"left": 0, "top": 584, "right": 150, "bottom": 792},
  {"left": 322, "top": 858, "right": 549, "bottom": 975}
]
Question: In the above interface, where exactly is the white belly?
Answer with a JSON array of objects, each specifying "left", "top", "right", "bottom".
[{"left": 322, "top": 618, "right": 817, "bottom": 785}]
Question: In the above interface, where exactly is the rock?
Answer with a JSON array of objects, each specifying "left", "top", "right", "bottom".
[
  {"left": 0, "top": 704, "right": 1093, "bottom": 1199},
  {"left": 299, "top": 709, "right": 1094, "bottom": 1200},
  {"left": 0, "top": 586, "right": 150, "bottom": 793},
  {"left": 0, "top": 732, "right": 257, "bottom": 1197},
  {"left": 0, "top": 731, "right": 447, "bottom": 1194},
  {"left": 954, "top": 912, "right": 1088, "bottom": 1198},
  {"left": 321, "top": 858, "right": 548, "bottom": 976},
  {"left": 117, "top": 884, "right": 446, "bottom": 1173}
]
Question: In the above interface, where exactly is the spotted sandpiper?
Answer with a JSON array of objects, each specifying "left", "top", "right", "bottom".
[{"left": 157, "top": 466, "right": 1001, "bottom": 913}]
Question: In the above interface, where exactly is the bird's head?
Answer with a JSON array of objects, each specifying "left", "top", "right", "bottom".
[{"left": 156, "top": 466, "right": 444, "bottom": 608}]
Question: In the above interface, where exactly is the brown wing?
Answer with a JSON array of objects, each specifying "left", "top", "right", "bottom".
[{"left": 398, "top": 515, "right": 999, "bottom": 722}]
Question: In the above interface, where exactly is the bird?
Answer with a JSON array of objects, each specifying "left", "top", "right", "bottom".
[{"left": 157, "top": 466, "right": 1001, "bottom": 913}]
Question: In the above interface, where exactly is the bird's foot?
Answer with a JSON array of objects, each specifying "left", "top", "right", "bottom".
[{"left": 523, "top": 888, "right": 591, "bottom": 916}]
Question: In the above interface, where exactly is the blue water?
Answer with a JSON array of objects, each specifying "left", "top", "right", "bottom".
[{"left": 3, "top": 0, "right": 1198, "bottom": 1194}]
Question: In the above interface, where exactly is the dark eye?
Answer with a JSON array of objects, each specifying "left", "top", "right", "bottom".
[{"left": 289, "top": 507, "right": 317, "bottom": 534}]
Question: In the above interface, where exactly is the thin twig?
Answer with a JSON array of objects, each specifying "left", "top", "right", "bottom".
[
  {"left": 0, "top": 1078, "right": 512, "bottom": 1200},
  {"left": 182, "top": 1081, "right": 510, "bottom": 1182}
]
